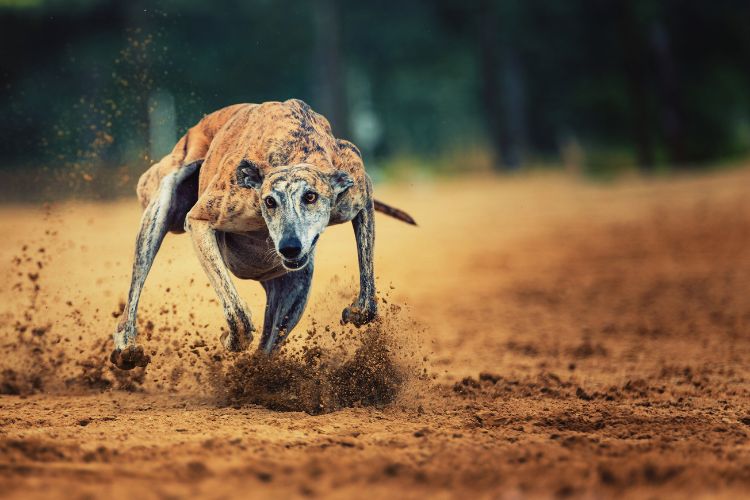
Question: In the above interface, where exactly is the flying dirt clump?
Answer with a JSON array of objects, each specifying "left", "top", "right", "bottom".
[
  {"left": 68, "top": 337, "right": 147, "bottom": 392},
  {"left": 1, "top": 231, "right": 147, "bottom": 395},
  {"left": 2, "top": 216, "right": 424, "bottom": 402},
  {"left": 218, "top": 321, "right": 406, "bottom": 415}
]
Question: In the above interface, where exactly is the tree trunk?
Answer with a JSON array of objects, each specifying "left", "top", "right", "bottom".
[
  {"left": 478, "top": 0, "right": 523, "bottom": 170},
  {"left": 651, "top": 21, "right": 687, "bottom": 166},
  {"left": 313, "top": 0, "right": 350, "bottom": 138},
  {"left": 478, "top": 0, "right": 503, "bottom": 170},
  {"left": 500, "top": 45, "right": 525, "bottom": 169},
  {"left": 617, "top": 0, "right": 655, "bottom": 171}
]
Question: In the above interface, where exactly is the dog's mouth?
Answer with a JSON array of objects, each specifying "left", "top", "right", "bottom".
[
  {"left": 281, "top": 254, "right": 309, "bottom": 271},
  {"left": 279, "top": 235, "right": 319, "bottom": 271}
]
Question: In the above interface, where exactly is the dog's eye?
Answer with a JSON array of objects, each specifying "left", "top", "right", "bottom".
[
  {"left": 303, "top": 191, "right": 318, "bottom": 204},
  {"left": 264, "top": 197, "right": 277, "bottom": 209}
]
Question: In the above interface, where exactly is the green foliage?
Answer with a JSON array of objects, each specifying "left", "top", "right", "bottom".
[{"left": 1, "top": 0, "right": 749, "bottom": 176}]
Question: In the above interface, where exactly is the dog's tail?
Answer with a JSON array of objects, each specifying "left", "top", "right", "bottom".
[{"left": 373, "top": 199, "right": 417, "bottom": 226}]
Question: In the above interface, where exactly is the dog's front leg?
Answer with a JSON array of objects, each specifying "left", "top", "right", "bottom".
[
  {"left": 342, "top": 181, "right": 378, "bottom": 326},
  {"left": 186, "top": 216, "right": 255, "bottom": 351}
]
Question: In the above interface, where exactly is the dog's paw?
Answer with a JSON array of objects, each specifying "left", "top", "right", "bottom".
[
  {"left": 220, "top": 330, "right": 253, "bottom": 352},
  {"left": 110, "top": 345, "right": 151, "bottom": 370},
  {"left": 341, "top": 302, "right": 378, "bottom": 327}
]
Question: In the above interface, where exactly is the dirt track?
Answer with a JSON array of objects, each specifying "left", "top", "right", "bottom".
[{"left": 2, "top": 169, "right": 750, "bottom": 499}]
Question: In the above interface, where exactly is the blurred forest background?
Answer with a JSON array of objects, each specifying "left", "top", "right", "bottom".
[{"left": 1, "top": 0, "right": 750, "bottom": 200}]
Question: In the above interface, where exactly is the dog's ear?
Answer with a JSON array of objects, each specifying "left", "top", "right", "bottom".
[
  {"left": 236, "top": 159, "right": 264, "bottom": 189},
  {"left": 330, "top": 170, "right": 354, "bottom": 195}
]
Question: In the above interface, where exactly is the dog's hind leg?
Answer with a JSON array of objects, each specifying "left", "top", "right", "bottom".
[
  {"left": 259, "top": 259, "right": 314, "bottom": 353},
  {"left": 110, "top": 160, "right": 202, "bottom": 370}
]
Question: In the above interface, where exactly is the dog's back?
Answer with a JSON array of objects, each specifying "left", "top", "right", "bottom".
[
  {"left": 136, "top": 99, "right": 348, "bottom": 207},
  {"left": 136, "top": 99, "right": 411, "bottom": 233},
  {"left": 136, "top": 103, "right": 250, "bottom": 209}
]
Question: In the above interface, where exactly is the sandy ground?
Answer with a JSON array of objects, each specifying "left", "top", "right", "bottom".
[{"left": 2, "top": 168, "right": 750, "bottom": 499}]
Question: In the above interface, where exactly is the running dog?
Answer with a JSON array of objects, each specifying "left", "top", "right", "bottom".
[{"left": 110, "top": 99, "right": 415, "bottom": 370}]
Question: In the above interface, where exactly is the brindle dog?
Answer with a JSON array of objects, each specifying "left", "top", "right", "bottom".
[{"left": 110, "top": 99, "right": 415, "bottom": 370}]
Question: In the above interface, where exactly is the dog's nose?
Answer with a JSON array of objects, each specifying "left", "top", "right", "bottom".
[{"left": 279, "top": 237, "right": 302, "bottom": 259}]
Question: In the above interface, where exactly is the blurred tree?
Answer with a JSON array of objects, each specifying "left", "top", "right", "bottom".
[
  {"left": 477, "top": 0, "right": 503, "bottom": 170},
  {"left": 1, "top": 0, "right": 750, "bottom": 182},
  {"left": 650, "top": 20, "right": 686, "bottom": 166},
  {"left": 312, "top": 0, "right": 349, "bottom": 138},
  {"left": 616, "top": 0, "right": 656, "bottom": 170},
  {"left": 478, "top": 0, "right": 524, "bottom": 170}
]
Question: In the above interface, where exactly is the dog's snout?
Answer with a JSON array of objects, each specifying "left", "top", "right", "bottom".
[{"left": 279, "top": 236, "right": 302, "bottom": 259}]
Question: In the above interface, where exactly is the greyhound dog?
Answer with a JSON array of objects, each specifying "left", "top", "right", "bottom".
[{"left": 110, "top": 99, "right": 415, "bottom": 370}]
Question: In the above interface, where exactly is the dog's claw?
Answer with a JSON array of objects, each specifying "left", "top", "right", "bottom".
[
  {"left": 110, "top": 345, "right": 151, "bottom": 370},
  {"left": 341, "top": 303, "right": 377, "bottom": 327}
]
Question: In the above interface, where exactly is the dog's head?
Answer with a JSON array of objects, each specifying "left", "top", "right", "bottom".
[{"left": 236, "top": 160, "right": 353, "bottom": 271}]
